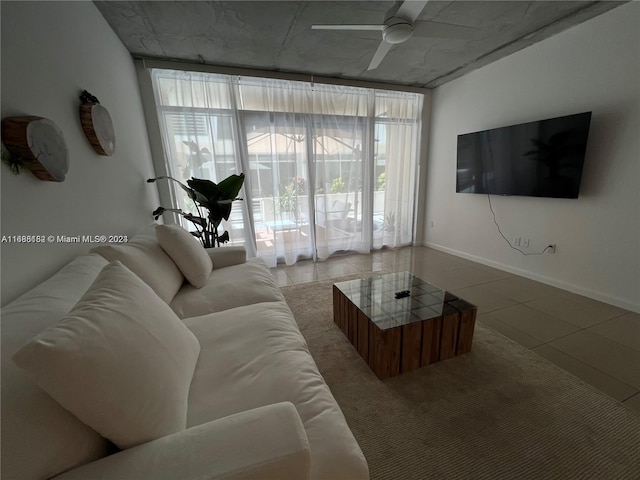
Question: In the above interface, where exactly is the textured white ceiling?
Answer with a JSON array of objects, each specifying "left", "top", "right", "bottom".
[{"left": 95, "top": 1, "right": 627, "bottom": 88}]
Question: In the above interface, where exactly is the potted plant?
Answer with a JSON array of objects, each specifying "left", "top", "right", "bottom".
[{"left": 148, "top": 173, "right": 245, "bottom": 247}]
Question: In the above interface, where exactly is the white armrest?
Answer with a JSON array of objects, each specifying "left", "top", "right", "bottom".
[
  {"left": 206, "top": 246, "right": 247, "bottom": 270},
  {"left": 54, "top": 402, "right": 310, "bottom": 480}
]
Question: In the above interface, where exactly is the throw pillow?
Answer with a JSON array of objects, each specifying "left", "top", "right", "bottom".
[
  {"left": 12, "top": 261, "right": 201, "bottom": 449},
  {"left": 156, "top": 224, "right": 213, "bottom": 288},
  {"left": 91, "top": 232, "right": 184, "bottom": 303}
]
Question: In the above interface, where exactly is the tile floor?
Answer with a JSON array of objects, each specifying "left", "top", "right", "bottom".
[{"left": 271, "top": 245, "right": 640, "bottom": 413}]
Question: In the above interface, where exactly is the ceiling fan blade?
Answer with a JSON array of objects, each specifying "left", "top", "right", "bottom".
[
  {"left": 367, "top": 41, "right": 393, "bottom": 71},
  {"left": 312, "top": 24, "right": 384, "bottom": 31},
  {"left": 395, "top": 0, "right": 429, "bottom": 23},
  {"left": 413, "top": 20, "right": 481, "bottom": 39}
]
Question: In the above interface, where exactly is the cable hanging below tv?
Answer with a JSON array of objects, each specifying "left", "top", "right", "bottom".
[{"left": 456, "top": 112, "right": 592, "bottom": 199}]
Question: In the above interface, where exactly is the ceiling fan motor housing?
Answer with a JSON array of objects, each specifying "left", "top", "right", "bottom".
[{"left": 383, "top": 20, "right": 413, "bottom": 44}]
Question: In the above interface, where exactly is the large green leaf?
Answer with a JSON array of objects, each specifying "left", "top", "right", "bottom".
[
  {"left": 220, "top": 203, "right": 233, "bottom": 221},
  {"left": 208, "top": 203, "right": 229, "bottom": 227},
  {"left": 188, "top": 178, "right": 219, "bottom": 201},
  {"left": 216, "top": 173, "right": 245, "bottom": 201},
  {"left": 192, "top": 190, "right": 209, "bottom": 205}
]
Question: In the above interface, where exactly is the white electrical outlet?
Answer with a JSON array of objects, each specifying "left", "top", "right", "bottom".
[{"left": 547, "top": 244, "right": 556, "bottom": 254}]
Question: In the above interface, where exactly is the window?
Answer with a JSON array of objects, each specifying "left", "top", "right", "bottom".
[{"left": 151, "top": 69, "right": 423, "bottom": 266}]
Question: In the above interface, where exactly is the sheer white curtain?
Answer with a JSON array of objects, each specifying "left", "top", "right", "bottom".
[
  {"left": 151, "top": 68, "right": 422, "bottom": 267},
  {"left": 372, "top": 92, "right": 423, "bottom": 249}
]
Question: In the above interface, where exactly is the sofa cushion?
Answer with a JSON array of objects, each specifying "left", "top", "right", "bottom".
[
  {"left": 1, "top": 254, "right": 111, "bottom": 480},
  {"left": 156, "top": 224, "right": 213, "bottom": 288},
  {"left": 53, "top": 403, "right": 311, "bottom": 480},
  {"left": 206, "top": 246, "right": 247, "bottom": 270},
  {"left": 183, "top": 302, "right": 369, "bottom": 480},
  {"left": 92, "top": 232, "right": 183, "bottom": 303},
  {"left": 12, "top": 261, "right": 201, "bottom": 450},
  {"left": 170, "top": 257, "right": 283, "bottom": 318}
]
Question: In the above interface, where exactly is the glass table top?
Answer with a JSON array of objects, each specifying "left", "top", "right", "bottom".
[{"left": 334, "top": 272, "right": 446, "bottom": 330}]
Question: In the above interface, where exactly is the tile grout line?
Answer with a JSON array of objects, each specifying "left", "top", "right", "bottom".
[{"left": 531, "top": 342, "right": 640, "bottom": 397}]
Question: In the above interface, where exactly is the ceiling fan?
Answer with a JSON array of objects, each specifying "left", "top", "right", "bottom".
[{"left": 311, "top": 0, "right": 479, "bottom": 71}]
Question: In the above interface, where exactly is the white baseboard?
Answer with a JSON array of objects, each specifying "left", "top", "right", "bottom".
[{"left": 423, "top": 241, "right": 640, "bottom": 313}]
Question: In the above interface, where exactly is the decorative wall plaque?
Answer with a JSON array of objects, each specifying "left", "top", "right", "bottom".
[
  {"left": 1, "top": 116, "right": 69, "bottom": 182},
  {"left": 79, "top": 90, "right": 115, "bottom": 156}
]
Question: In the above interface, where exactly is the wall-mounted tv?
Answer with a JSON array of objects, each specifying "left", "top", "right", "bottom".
[{"left": 456, "top": 112, "right": 592, "bottom": 199}]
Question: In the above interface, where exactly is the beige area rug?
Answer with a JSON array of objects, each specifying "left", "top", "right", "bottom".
[{"left": 281, "top": 278, "right": 640, "bottom": 480}]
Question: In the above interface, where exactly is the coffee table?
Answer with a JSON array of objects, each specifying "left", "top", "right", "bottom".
[{"left": 333, "top": 272, "right": 477, "bottom": 379}]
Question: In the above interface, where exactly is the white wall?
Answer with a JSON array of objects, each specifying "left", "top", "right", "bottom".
[
  {"left": 425, "top": 2, "right": 639, "bottom": 312},
  {"left": 1, "top": 1, "right": 160, "bottom": 305}
]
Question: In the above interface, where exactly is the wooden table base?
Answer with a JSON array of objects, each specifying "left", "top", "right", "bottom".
[{"left": 333, "top": 286, "right": 477, "bottom": 379}]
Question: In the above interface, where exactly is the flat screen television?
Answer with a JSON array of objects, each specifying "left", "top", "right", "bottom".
[{"left": 456, "top": 112, "right": 592, "bottom": 198}]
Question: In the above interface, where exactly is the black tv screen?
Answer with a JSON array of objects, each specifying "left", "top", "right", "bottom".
[{"left": 456, "top": 112, "right": 592, "bottom": 198}]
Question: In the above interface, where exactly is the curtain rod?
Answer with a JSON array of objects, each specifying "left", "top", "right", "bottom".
[{"left": 137, "top": 56, "right": 430, "bottom": 95}]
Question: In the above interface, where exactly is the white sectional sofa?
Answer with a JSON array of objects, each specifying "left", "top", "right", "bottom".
[{"left": 1, "top": 225, "right": 369, "bottom": 480}]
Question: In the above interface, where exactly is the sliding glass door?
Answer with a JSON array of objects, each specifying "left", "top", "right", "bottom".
[
  {"left": 311, "top": 116, "right": 368, "bottom": 259},
  {"left": 151, "top": 69, "right": 422, "bottom": 267},
  {"left": 243, "top": 111, "right": 312, "bottom": 265}
]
